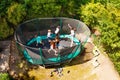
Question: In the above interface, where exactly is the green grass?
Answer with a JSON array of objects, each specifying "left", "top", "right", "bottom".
[{"left": 28, "top": 56, "right": 98, "bottom": 80}]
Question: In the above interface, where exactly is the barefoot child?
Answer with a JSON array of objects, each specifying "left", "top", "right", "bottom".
[{"left": 48, "top": 40, "right": 57, "bottom": 55}]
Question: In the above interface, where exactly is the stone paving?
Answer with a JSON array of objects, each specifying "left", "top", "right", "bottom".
[{"left": 0, "top": 41, "right": 10, "bottom": 72}]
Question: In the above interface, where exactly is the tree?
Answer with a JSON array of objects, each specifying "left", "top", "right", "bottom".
[
  {"left": 100, "top": 3, "right": 120, "bottom": 51},
  {"left": 0, "top": 0, "right": 12, "bottom": 18},
  {"left": 0, "top": 18, "right": 13, "bottom": 39},
  {"left": 26, "top": 0, "right": 61, "bottom": 19},
  {"left": 78, "top": 2, "right": 120, "bottom": 52},
  {"left": 78, "top": 3, "right": 107, "bottom": 29},
  {"left": 7, "top": 2, "right": 26, "bottom": 26}
]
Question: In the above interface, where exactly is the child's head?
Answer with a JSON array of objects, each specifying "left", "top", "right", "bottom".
[
  {"left": 71, "top": 27, "right": 76, "bottom": 31},
  {"left": 50, "top": 40, "right": 54, "bottom": 44},
  {"left": 48, "top": 29, "right": 51, "bottom": 32},
  {"left": 71, "top": 27, "right": 74, "bottom": 30}
]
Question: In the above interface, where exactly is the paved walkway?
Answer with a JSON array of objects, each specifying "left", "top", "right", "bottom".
[
  {"left": 91, "top": 53, "right": 120, "bottom": 80},
  {"left": 84, "top": 42, "right": 120, "bottom": 80}
]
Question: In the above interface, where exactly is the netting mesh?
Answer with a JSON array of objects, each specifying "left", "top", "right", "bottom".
[{"left": 15, "top": 17, "right": 91, "bottom": 65}]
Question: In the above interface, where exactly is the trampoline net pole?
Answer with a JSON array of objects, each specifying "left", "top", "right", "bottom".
[{"left": 39, "top": 48, "right": 44, "bottom": 65}]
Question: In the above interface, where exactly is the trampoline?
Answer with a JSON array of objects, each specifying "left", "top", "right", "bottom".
[{"left": 14, "top": 17, "right": 91, "bottom": 66}]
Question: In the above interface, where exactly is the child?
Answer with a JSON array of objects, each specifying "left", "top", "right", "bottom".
[
  {"left": 47, "top": 29, "right": 52, "bottom": 42},
  {"left": 35, "top": 34, "right": 43, "bottom": 47},
  {"left": 48, "top": 40, "right": 57, "bottom": 55},
  {"left": 55, "top": 36, "right": 60, "bottom": 49},
  {"left": 55, "top": 26, "right": 60, "bottom": 36},
  {"left": 68, "top": 24, "right": 75, "bottom": 37},
  {"left": 68, "top": 24, "right": 76, "bottom": 47}
]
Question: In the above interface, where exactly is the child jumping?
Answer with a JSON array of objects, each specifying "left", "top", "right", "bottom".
[{"left": 68, "top": 24, "right": 76, "bottom": 47}]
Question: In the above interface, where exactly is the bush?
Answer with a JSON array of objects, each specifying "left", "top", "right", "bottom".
[
  {"left": 78, "top": 2, "right": 120, "bottom": 74},
  {"left": 108, "top": 51, "right": 120, "bottom": 74},
  {"left": 0, "top": 73, "right": 10, "bottom": 80},
  {"left": 7, "top": 3, "right": 26, "bottom": 26},
  {"left": 0, "top": 18, "right": 14, "bottom": 40},
  {"left": 78, "top": 2, "right": 120, "bottom": 51}
]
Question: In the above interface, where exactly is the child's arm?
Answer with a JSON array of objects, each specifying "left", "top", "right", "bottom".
[{"left": 68, "top": 24, "right": 72, "bottom": 29}]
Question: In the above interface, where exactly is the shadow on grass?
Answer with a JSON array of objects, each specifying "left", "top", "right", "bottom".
[{"left": 65, "top": 50, "right": 92, "bottom": 66}]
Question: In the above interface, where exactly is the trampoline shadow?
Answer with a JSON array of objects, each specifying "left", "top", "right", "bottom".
[
  {"left": 64, "top": 50, "right": 93, "bottom": 66},
  {"left": 45, "top": 54, "right": 91, "bottom": 69}
]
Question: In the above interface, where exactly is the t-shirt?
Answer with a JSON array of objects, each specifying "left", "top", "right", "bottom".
[
  {"left": 47, "top": 32, "right": 52, "bottom": 38},
  {"left": 55, "top": 28, "right": 59, "bottom": 34},
  {"left": 70, "top": 30, "right": 75, "bottom": 36},
  {"left": 36, "top": 36, "right": 42, "bottom": 43}
]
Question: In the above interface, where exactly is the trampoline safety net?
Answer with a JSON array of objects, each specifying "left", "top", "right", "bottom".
[{"left": 14, "top": 17, "right": 91, "bottom": 66}]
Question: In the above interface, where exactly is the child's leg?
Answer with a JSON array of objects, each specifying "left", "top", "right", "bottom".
[
  {"left": 53, "top": 49, "right": 57, "bottom": 55},
  {"left": 70, "top": 37, "right": 74, "bottom": 47},
  {"left": 48, "top": 49, "right": 52, "bottom": 53}
]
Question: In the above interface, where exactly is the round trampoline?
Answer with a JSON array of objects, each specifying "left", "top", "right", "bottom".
[{"left": 14, "top": 17, "right": 91, "bottom": 66}]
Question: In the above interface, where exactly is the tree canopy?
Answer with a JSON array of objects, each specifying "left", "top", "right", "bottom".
[{"left": 78, "top": 2, "right": 120, "bottom": 52}]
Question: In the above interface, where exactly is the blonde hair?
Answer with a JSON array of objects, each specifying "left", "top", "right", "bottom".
[{"left": 48, "top": 29, "right": 51, "bottom": 32}]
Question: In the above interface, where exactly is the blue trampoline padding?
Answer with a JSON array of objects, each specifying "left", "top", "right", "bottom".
[
  {"left": 27, "top": 34, "right": 55, "bottom": 45},
  {"left": 47, "top": 45, "right": 80, "bottom": 62},
  {"left": 59, "top": 35, "right": 80, "bottom": 45},
  {"left": 27, "top": 38, "right": 36, "bottom": 45},
  {"left": 27, "top": 34, "right": 80, "bottom": 45},
  {"left": 36, "top": 36, "right": 42, "bottom": 43},
  {"left": 23, "top": 50, "right": 33, "bottom": 63},
  {"left": 46, "top": 35, "right": 81, "bottom": 62},
  {"left": 24, "top": 34, "right": 81, "bottom": 64},
  {"left": 23, "top": 45, "right": 81, "bottom": 64}
]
